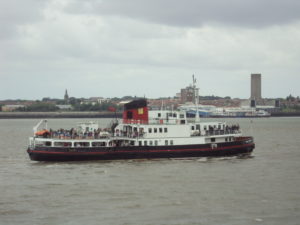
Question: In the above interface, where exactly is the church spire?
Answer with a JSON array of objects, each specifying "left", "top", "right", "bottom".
[{"left": 64, "top": 89, "right": 69, "bottom": 103}]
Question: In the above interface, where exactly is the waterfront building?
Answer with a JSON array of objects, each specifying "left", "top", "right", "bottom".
[
  {"left": 2, "top": 105, "right": 25, "bottom": 112},
  {"left": 56, "top": 105, "right": 73, "bottom": 111},
  {"left": 180, "top": 77, "right": 199, "bottom": 104},
  {"left": 251, "top": 74, "right": 262, "bottom": 102},
  {"left": 81, "top": 97, "right": 109, "bottom": 105}
]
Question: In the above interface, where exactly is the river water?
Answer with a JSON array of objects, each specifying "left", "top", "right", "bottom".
[{"left": 0, "top": 117, "right": 299, "bottom": 225}]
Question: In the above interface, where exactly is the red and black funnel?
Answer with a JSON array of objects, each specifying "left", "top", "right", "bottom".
[{"left": 123, "top": 99, "right": 148, "bottom": 124}]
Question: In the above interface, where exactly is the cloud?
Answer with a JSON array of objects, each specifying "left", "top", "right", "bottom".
[
  {"left": 65, "top": 0, "right": 300, "bottom": 28},
  {"left": 0, "top": 0, "right": 299, "bottom": 99},
  {"left": 0, "top": 0, "right": 48, "bottom": 39}
]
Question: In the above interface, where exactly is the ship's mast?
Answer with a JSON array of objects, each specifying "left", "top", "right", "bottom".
[{"left": 193, "top": 75, "right": 200, "bottom": 122}]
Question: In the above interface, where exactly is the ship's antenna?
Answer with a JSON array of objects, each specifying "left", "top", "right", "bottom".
[{"left": 193, "top": 75, "right": 200, "bottom": 123}]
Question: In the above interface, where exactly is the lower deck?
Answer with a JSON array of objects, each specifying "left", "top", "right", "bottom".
[
  {"left": 30, "top": 132, "right": 241, "bottom": 150},
  {"left": 27, "top": 136, "right": 254, "bottom": 161}
]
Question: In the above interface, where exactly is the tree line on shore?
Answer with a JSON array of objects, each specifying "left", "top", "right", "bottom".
[
  {"left": 1, "top": 94, "right": 300, "bottom": 112},
  {"left": 12, "top": 102, "right": 122, "bottom": 112}
]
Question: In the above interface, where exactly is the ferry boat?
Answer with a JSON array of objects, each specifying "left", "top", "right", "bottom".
[{"left": 27, "top": 98, "right": 255, "bottom": 161}]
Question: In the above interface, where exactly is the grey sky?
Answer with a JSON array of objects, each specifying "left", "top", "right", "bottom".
[
  {"left": 67, "top": 0, "right": 300, "bottom": 27},
  {"left": 0, "top": 0, "right": 299, "bottom": 100}
]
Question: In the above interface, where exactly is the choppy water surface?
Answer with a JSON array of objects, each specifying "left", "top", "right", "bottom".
[{"left": 0, "top": 118, "right": 299, "bottom": 225}]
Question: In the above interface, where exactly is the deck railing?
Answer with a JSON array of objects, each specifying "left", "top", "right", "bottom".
[
  {"left": 191, "top": 129, "right": 241, "bottom": 137},
  {"left": 114, "top": 132, "right": 145, "bottom": 138}
]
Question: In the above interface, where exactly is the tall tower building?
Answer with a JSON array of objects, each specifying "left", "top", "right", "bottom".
[
  {"left": 251, "top": 74, "right": 261, "bottom": 101},
  {"left": 64, "top": 89, "right": 69, "bottom": 103},
  {"left": 180, "top": 86, "right": 194, "bottom": 103}
]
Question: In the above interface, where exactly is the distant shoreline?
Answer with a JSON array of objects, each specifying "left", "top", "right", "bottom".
[
  {"left": 0, "top": 111, "right": 299, "bottom": 119},
  {"left": 270, "top": 112, "right": 300, "bottom": 117},
  {"left": 0, "top": 111, "right": 122, "bottom": 119}
]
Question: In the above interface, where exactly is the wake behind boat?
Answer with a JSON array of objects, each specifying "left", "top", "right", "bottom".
[{"left": 27, "top": 98, "right": 255, "bottom": 161}]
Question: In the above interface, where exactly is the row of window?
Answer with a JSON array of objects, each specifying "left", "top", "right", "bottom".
[
  {"left": 191, "top": 124, "right": 224, "bottom": 131},
  {"left": 191, "top": 125, "right": 201, "bottom": 130},
  {"left": 35, "top": 139, "right": 178, "bottom": 147},
  {"left": 225, "top": 137, "right": 233, "bottom": 142},
  {"left": 35, "top": 141, "right": 107, "bottom": 147},
  {"left": 210, "top": 137, "right": 232, "bottom": 143},
  {"left": 139, "top": 140, "right": 174, "bottom": 146},
  {"left": 148, "top": 127, "right": 168, "bottom": 133},
  {"left": 157, "top": 113, "right": 185, "bottom": 118}
]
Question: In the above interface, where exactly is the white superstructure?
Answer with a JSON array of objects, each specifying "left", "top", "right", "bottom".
[{"left": 114, "top": 108, "right": 241, "bottom": 147}]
